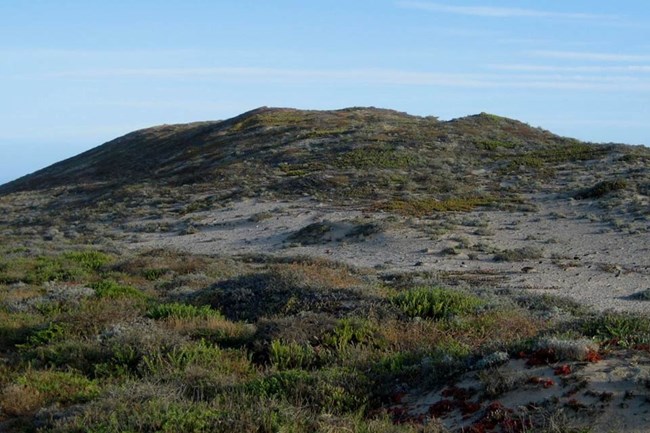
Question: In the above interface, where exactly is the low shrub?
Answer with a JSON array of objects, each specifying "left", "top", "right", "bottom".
[
  {"left": 574, "top": 179, "right": 628, "bottom": 200},
  {"left": 494, "top": 246, "right": 543, "bottom": 262},
  {"left": 21, "top": 322, "right": 68, "bottom": 348},
  {"left": 534, "top": 337, "right": 598, "bottom": 361},
  {"left": 391, "top": 287, "right": 483, "bottom": 320},
  {"left": 269, "top": 339, "right": 318, "bottom": 370},
  {"left": 0, "top": 251, "right": 110, "bottom": 285},
  {"left": 26, "top": 338, "right": 107, "bottom": 375},
  {"left": 287, "top": 221, "right": 333, "bottom": 245},
  {"left": 0, "top": 369, "right": 99, "bottom": 416},
  {"left": 62, "top": 250, "right": 112, "bottom": 272},
  {"left": 337, "top": 147, "right": 416, "bottom": 169},
  {"left": 583, "top": 312, "right": 650, "bottom": 347},
  {"left": 325, "top": 318, "right": 379, "bottom": 351},
  {"left": 379, "top": 197, "right": 493, "bottom": 216},
  {"left": 91, "top": 280, "right": 147, "bottom": 300},
  {"left": 140, "top": 339, "right": 253, "bottom": 380}
]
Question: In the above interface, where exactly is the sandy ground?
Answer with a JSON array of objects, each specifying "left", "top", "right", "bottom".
[
  {"left": 130, "top": 193, "right": 649, "bottom": 314},
  {"left": 396, "top": 350, "right": 650, "bottom": 432}
]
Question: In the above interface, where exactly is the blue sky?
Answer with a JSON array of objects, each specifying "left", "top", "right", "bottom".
[{"left": 1, "top": 1, "right": 649, "bottom": 184}]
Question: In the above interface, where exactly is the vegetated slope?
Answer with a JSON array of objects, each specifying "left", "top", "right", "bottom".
[
  {"left": 0, "top": 106, "right": 648, "bottom": 217},
  {"left": 1, "top": 109, "right": 650, "bottom": 433}
]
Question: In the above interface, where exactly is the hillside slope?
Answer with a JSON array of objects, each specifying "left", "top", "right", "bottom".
[
  {"left": 3, "top": 107, "right": 642, "bottom": 200},
  {"left": 0, "top": 106, "right": 648, "bottom": 228}
]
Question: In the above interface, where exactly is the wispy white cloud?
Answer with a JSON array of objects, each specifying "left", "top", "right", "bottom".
[
  {"left": 488, "top": 64, "right": 650, "bottom": 73},
  {"left": 34, "top": 66, "right": 650, "bottom": 93},
  {"left": 396, "top": 1, "right": 617, "bottom": 20},
  {"left": 0, "top": 48, "right": 200, "bottom": 58},
  {"left": 532, "top": 50, "right": 650, "bottom": 62},
  {"left": 41, "top": 67, "right": 492, "bottom": 87}
]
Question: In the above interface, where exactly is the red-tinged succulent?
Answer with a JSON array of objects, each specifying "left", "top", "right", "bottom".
[
  {"left": 565, "top": 398, "right": 587, "bottom": 410},
  {"left": 390, "top": 391, "right": 406, "bottom": 404},
  {"left": 585, "top": 349, "right": 601, "bottom": 363},
  {"left": 525, "top": 348, "right": 557, "bottom": 366},
  {"left": 442, "top": 385, "right": 476, "bottom": 400},
  {"left": 387, "top": 406, "right": 424, "bottom": 425},
  {"left": 461, "top": 423, "right": 486, "bottom": 433},
  {"left": 483, "top": 401, "right": 510, "bottom": 422},
  {"left": 387, "top": 406, "right": 406, "bottom": 416},
  {"left": 459, "top": 400, "right": 482, "bottom": 415},
  {"left": 428, "top": 399, "right": 455, "bottom": 417},
  {"left": 527, "top": 376, "right": 555, "bottom": 388},
  {"left": 554, "top": 364, "right": 572, "bottom": 376}
]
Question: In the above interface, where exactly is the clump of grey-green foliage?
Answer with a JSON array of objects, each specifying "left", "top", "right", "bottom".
[
  {"left": 534, "top": 337, "right": 598, "bottom": 361},
  {"left": 494, "top": 246, "right": 543, "bottom": 262},
  {"left": 574, "top": 179, "right": 628, "bottom": 200}
]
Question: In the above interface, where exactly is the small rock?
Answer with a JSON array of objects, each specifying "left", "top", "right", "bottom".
[{"left": 522, "top": 266, "right": 537, "bottom": 273}]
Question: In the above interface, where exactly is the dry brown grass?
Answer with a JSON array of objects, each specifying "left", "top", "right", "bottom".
[
  {"left": 59, "top": 297, "right": 146, "bottom": 337},
  {"left": 380, "top": 307, "right": 543, "bottom": 354},
  {"left": 161, "top": 316, "right": 255, "bottom": 341},
  {"left": 0, "top": 285, "right": 42, "bottom": 305},
  {"left": 115, "top": 249, "right": 208, "bottom": 278},
  {"left": 448, "top": 309, "right": 544, "bottom": 349},
  {"left": 0, "top": 384, "right": 44, "bottom": 417},
  {"left": 380, "top": 319, "right": 445, "bottom": 352},
  {"left": 275, "top": 262, "right": 363, "bottom": 290}
]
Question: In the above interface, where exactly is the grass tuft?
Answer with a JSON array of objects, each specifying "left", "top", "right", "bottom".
[
  {"left": 91, "top": 280, "right": 147, "bottom": 300},
  {"left": 391, "top": 287, "right": 483, "bottom": 320},
  {"left": 147, "top": 302, "right": 223, "bottom": 320}
]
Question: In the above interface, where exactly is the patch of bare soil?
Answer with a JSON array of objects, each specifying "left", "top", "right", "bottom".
[{"left": 133, "top": 193, "right": 650, "bottom": 314}]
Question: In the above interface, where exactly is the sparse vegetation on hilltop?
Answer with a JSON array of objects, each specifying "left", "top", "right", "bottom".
[{"left": 1, "top": 106, "right": 646, "bottom": 229}]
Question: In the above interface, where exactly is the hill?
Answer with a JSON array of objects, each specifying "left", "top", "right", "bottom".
[
  {"left": 2, "top": 106, "right": 648, "bottom": 223},
  {"left": 0, "top": 107, "right": 649, "bottom": 433}
]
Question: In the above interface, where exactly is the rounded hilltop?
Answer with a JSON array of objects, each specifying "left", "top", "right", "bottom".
[{"left": 2, "top": 106, "right": 643, "bottom": 208}]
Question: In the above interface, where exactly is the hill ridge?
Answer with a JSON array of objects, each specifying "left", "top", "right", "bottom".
[{"left": 0, "top": 107, "right": 645, "bottom": 219}]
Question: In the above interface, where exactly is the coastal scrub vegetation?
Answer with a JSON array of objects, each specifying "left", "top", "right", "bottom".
[{"left": 1, "top": 244, "right": 648, "bottom": 432}]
